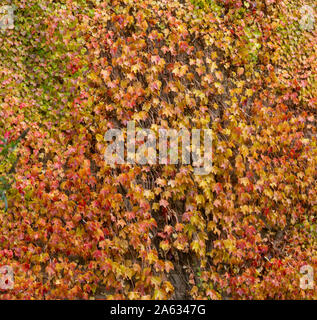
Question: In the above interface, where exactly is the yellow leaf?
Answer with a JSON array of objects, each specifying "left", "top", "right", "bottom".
[
  {"left": 246, "top": 88, "right": 253, "bottom": 97},
  {"left": 96, "top": 134, "right": 104, "bottom": 142}
]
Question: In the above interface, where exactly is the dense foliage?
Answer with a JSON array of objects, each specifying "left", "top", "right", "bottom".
[{"left": 0, "top": 0, "right": 316, "bottom": 299}]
